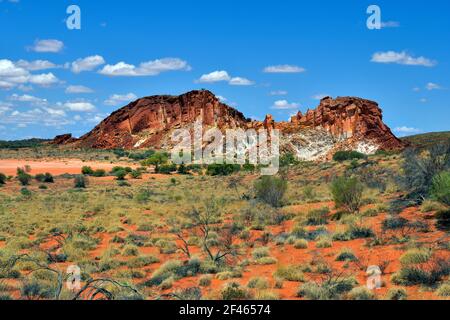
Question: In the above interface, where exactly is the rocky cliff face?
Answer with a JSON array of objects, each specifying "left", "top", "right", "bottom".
[
  {"left": 75, "top": 90, "right": 250, "bottom": 149},
  {"left": 54, "top": 90, "right": 405, "bottom": 161}
]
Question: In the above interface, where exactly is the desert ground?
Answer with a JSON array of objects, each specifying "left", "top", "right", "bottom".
[{"left": 0, "top": 144, "right": 449, "bottom": 300}]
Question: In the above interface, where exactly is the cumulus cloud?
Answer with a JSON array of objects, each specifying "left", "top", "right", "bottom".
[
  {"left": 263, "top": 65, "right": 306, "bottom": 73},
  {"left": 63, "top": 101, "right": 96, "bottom": 112},
  {"left": 371, "top": 51, "right": 436, "bottom": 67},
  {"left": 0, "top": 59, "right": 60, "bottom": 89},
  {"left": 99, "top": 58, "right": 190, "bottom": 76},
  {"left": 71, "top": 55, "right": 105, "bottom": 73},
  {"left": 229, "top": 77, "right": 254, "bottom": 86},
  {"left": 0, "top": 107, "right": 73, "bottom": 128},
  {"left": 104, "top": 93, "right": 137, "bottom": 106},
  {"left": 65, "top": 85, "right": 94, "bottom": 94},
  {"left": 197, "top": 71, "right": 254, "bottom": 86},
  {"left": 16, "top": 59, "right": 58, "bottom": 71},
  {"left": 9, "top": 94, "right": 48, "bottom": 106},
  {"left": 271, "top": 100, "right": 300, "bottom": 110},
  {"left": 197, "top": 70, "right": 230, "bottom": 83},
  {"left": 29, "top": 39, "right": 64, "bottom": 53}
]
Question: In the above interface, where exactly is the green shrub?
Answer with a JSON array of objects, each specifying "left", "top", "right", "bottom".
[
  {"left": 198, "top": 275, "right": 212, "bottom": 287},
  {"left": 158, "top": 164, "right": 177, "bottom": 174},
  {"left": 385, "top": 288, "right": 408, "bottom": 300},
  {"left": 92, "top": 169, "right": 106, "bottom": 177},
  {"left": 436, "top": 283, "right": 450, "bottom": 297},
  {"left": 400, "top": 249, "right": 432, "bottom": 265},
  {"left": 130, "top": 170, "right": 142, "bottom": 179},
  {"left": 18, "top": 172, "right": 32, "bottom": 186},
  {"left": 20, "top": 188, "right": 32, "bottom": 198},
  {"left": 431, "top": 172, "right": 450, "bottom": 206},
  {"left": 330, "top": 176, "right": 364, "bottom": 213},
  {"left": 81, "top": 166, "right": 94, "bottom": 175},
  {"left": 382, "top": 216, "right": 408, "bottom": 231},
  {"left": 122, "top": 244, "right": 140, "bottom": 256},
  {"left": 114, "top": 169, "right": 128, "bottom": 180},
  {"left": 293, "top": 239, "right": 308, "bottom": 249},
  {"left": 305, "top": 207, "right": 330, "bottom": 226},
  {"left": 297, "top": 277, "right": 357, "bottom": 300},
  {"left": 74, "top": 175, "right": 87, "bottom": 188},
  {"left": 247, "top": 277, "right": 270, "bottom": 289},
  {"left": 254, "top": 176, "right": 287, "bottom": 208},
  {"left": 221, "top": 282, "right": 252, "bottom": 300},
  {"left": 253, "top": 257, "right": 278, "bottom": 265},
  {"left": 252, "top": 247, "right": 270, "bottom": 259},
  {"left": 435, "top": 210, "right": 450, "bottom": 231},
  {"left": 336, "top": 248, "right": 358, "bottom": 262},
  {"left": 35, "top": 173, "right": 54, "bottom": 183},
  {"left": 333, "top": 151, "right": 366, "bottom": 162},
  {"left": 274, "top": 265, "right": 305, "bottom": 282},
  {"left": 316, "top": 236, "right": 333, "bottom": 248},
  {"left": 206, "top": 164, "right": 241, "bottom": 176},
  {"left": 347, "top": 286, "right": 376, "bottom": 300}
]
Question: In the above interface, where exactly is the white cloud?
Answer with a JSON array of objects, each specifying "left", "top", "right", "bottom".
[
  {"left": 197, "top": 71, "right": 254, "bottom": 86},
  {"left": 66, "top": 85, "right": 94, "bottom": 94},
  {"left": 16, "top": 59, "right": 58, "bottom": 71},
  {"left": 71, "top": 55, "right": 105, "bottom": 73},
  {"left": 99, "top": 58, "right": 190, "bottom": 76},
  {"left": 217, "top": 95, "right": 227, "bottom": 102},
  {"left": 0, "top": 59, "right": 59, "bottom": 89},
  {"left": 271, "top": 100, "right": 300, "bottom": 110},
  {"left": 270, "top": 90, "right": 288, "bottom": 96},
  {"left": 394, "top": 126, "right": 422, "bottom": 136},
  {"left": 29, "top": 39, "right": 64, "bottom": 53},
  {"left": 371, "top": 51, "right": 436, "bottom": 67},
  {"left": 229, "top": 77, "right": 254, "bottom": 86},
  {"left": 312, "top": 93, "right": 329, "bottom": 100},
  {"left": 426, "top": 82, "right": 442, "bottom": 91},
  {"left": 63, "top": 101, "right": 96, "bottom": 112},
  {"left": 43, "top": 107, "right": 66, "bottom": 117},
  {"left": 263, "top": 65, "right": 306, "bottom": 73},
  {"left": 104, "top": 93, "right": 137, "bottom": 106},
  {"left": 28, "top": 73, "right": 59, "bottom": 86},
  {"left": 380, "top": 21, "right": 400, "bottom": 28},
  {"left": 197, "top": 70, "right": 231, "bottom": 83},
  {"left": 9, "top": 94, "right": 47, "bottom": 105}
]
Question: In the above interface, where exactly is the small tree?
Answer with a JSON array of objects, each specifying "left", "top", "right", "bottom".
[
  {"left": 254, "top": 176, "right": 287, "bottom": 208},
  {"left": 81, "top": 166, "right": 94, "bottom": 175},
  {"left": 330, "top": 176, "right": 364, "bottom": 213},
  {"left": 35, "top": 173, "right": 54, "bottom": 183},
  {"left": 18, "top": 172, "right": 32, "bottom": 186},
  {"left": 114, "top": 169, "right": 128, "bottom": 181},
  {"left": 74, "top": 175, "right": 87, "bottom": 188},
  {"left": 141, "top": 152, "right": 169, "bottom": 172}
]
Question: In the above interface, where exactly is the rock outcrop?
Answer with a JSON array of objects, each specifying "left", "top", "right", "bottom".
[{"left": 55, "top": 90, "right": 406, "bottom": 161}]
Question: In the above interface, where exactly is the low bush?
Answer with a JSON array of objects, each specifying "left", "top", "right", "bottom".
[
  {"left": 385, "top": 288, "right": 408, "bottom": 300},
  {"left": 274, "top": 265, "right": 305, "bottom": 282},
  {"left": 198, "top": 275, "right": 212, "bottom": 287},
  {"left": 92, "top": 169, "right": 106, "bottom": 177},
  {"left": 221, "top": 282, "right": 252, "bottom": 300},
  {"left": 247, "top": 277, "right": 270, "bottom": 289},
  {"left": 347, "top": 286, "right": 376, "bottom": 300},
  {"left": 333, "top": 151, "right": 366, "bottom": 162},
  {"left": 297, "top": 277, "right": 357, "bottom": 300},
  {"left": 35, "top": 173, "right": 54, "bottom": 183},
  {"left": 18, "top": 172, "right": 32, "bottom": 186},
  {"left": 330, "top": 176, "right": 364, "bottom": 213},
  {"left": 436, "top": 283, "right": 450, "bottom": 297},
  {"left": 81, "top": 166, "right": 94, "bottom": 175},
  {"left": 293, "top": 239, "right": 308, "bottom": 249},
  {"left": 305, "top": 207, "right": 330, "bottom": 226},
  {"left": 254, "top": 176, "right": 287, "bottom": 208},
  {"left": 74, "top": 175, "right": 87, "bottom": 188},
  {"left": 0, "top": 173, "right": 6, "bottom": 185},
  {"left": 335, "top": 248, "right": 358, "bottom": 262},
  {"left": 430, "top": 171, "right": 450, "bottom": 206}
]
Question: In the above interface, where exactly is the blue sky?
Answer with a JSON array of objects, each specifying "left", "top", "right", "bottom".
[{"left": 0, "top": 0, "right": 449, "bottom": 140}]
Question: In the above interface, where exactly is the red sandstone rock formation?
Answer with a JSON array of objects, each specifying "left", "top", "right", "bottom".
[{"left": 54, "top": 90, "right": 405, "bottom": 159}]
